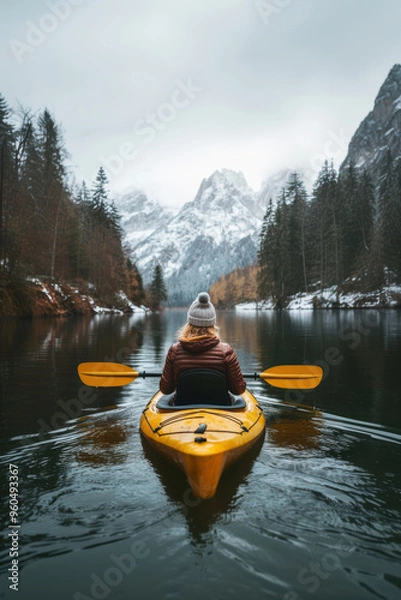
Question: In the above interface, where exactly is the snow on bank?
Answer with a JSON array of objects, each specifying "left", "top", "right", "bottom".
[
  {"left": 24, "top": 278, "right": 150, "bottom": 316},
  {"left": 115, "top": 291, "right": 149, "bottom": 314},
  {"left": 235, "top": 285, "right": 401, "bottom": 311},
  {"left": 27, "top": 277, "right": 54, "bottom": 303}
]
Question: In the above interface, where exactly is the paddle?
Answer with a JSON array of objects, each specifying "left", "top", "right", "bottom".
[{"left": 78, "top": 362, "right": 323, "bottom": 390}]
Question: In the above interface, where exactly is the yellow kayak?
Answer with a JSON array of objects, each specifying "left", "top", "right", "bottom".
[
  {"left": 140, "top": 389, "right": 265, "bottom": 499},
  {"left": 77, "top": 361, "right": 322, "bottom": 497}
]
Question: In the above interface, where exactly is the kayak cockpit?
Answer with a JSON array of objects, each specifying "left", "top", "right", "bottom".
[
  {"left": 155, "top": 393, "right": 247, "bottom": 411},
  {"left": 156, "top": 367, "right": 248, "bottom": 411}
]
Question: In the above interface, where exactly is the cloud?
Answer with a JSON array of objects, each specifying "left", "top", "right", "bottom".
[{"left": 1, "top": 0, "right": 401, "bottom": 206}]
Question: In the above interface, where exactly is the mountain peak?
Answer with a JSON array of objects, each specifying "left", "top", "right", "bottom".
[
  {"left": 211, "top": 168, "right": 251, "bottom": 190},
  {"left": 374, "top": 63, "right": 401, "bottom": 107},
  {"left": 188, "top": 168, "right": 257, "bottom": 215},
  {"left": 340, "top": 64, "right": 401, "bottom": 181},
  {"left": 116, "top": 189, "right": 175, "bottom": 248},
  {"left": 132, "top": 169, "right": 262, "bottom": 304}
]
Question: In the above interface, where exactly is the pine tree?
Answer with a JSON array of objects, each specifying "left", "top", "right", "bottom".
[
  {"left": 71, "top": 181, "right": 92, "bottom": 280},
  {"left": 287, "top": 172, "right": 308, "bottom": 294},
  {"left": 274, "top": 191, "right": 291, "bottom": 305},
  {"left": 307, "top": 161, "right": 338, "bottom": 290},
  {"left": 257, "top": 198, "right": 275, "bottom": 300},
  {"left": 325, "top": 164, "right": 341, "bottom": 287},
  {"left": 20, "top": 118, "right": 41, "bottom": 197},
  {"left": 0, "top": 94, "right": 14, "bottom": 275},
  {"left": 36, "top": 109, "right": 68, "bottom": 276},
  {"left": 339, "top": 162, "right": 360, "bottom": 277},
  {"left": 89, "top": 168, "right": 111, "bottom": 291},
  {"left": 19, "top": 119, "right": 42, "bottom": 270},
  {"left": 91, "top": 167, "right": 109, "bottom": 221},
  {"left": 351, "top": 171, "right": 376, "bottom": 290},
  {"left": 37, "top": 108, "right": 66, "bottom": 187},
  {"left": 257, "top": 188, "right": 293, "bottom": 306},
  {"left": 355, "top": 170, "right": 375, "bottom": 254},
  {"left": 108, "top": 199, "right": 123, "bottom": 238},
  {"left": 149, "top": 264, "right": 168, "bottom": 310},
  {"left": 0, "top": 94, "right": 13, "bottom": 142},
  {"left": 378, "top": 152, "right": 401, "bottom": 283}
]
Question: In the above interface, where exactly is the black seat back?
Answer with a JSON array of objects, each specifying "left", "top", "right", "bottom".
[{"left": 175, "top": 368, "right": 231, "bottom": 406}]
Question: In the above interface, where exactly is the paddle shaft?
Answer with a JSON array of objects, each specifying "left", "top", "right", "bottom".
[
  {"left": 136, "top": 373, "right": 317, "bottom": 380},
  {"left": 111, "top": 372, "right": 284, "bottom": 380},
  {"left": 102, "top": 372, "right": 261, "bottom": 379},
  {"left": 136, "top": 372, "right": 162, "bottom": 378}
]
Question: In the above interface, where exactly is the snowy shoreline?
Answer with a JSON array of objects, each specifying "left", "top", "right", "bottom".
[
  {"left": 0, "top": 277, "right": 150, "bottom": 318},
  {"left": 235, "top": 285, "right": 401, "bottom": 311}
]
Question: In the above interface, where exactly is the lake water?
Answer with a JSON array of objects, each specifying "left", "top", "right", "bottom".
[{"left": 0, "top": 309, "right": 400, "bottom": 600}]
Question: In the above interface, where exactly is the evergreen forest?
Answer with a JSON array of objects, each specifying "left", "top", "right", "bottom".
[
  {"left": 257, "top": 162, "right": 401, "bottom": 306},
  {"left": 0, "top": 94, "right": 144, "bottom": 307}
]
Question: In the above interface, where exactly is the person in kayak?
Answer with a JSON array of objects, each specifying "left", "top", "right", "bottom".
[{"left": 160, "top": 292, "right": 246, "bottom": 405}]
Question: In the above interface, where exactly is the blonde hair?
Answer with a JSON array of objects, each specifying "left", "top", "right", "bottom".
[{"left": 177, "top": 323, "right": 220, "bottom": 341}]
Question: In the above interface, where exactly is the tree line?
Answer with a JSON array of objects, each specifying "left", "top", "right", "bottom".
[
  {"left": 257, "top": 159, "right": 401, "bottom": 306},
  {"left": 0, "top": 93, "right": 163, "bottom": 308}
]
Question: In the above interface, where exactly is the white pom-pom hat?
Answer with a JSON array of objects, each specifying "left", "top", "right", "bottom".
[{"left": 187, "top": 292, "right": 216, "bottom": 327}]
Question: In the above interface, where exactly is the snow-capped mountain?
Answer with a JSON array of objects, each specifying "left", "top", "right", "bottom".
[
  {"left": 340, "top": 64, "right": 401, "bottom": 183},
  {"left": 132, "top": 169, "right": 262, "bottom": 305},
  {"left": 115, "top": 189, "right": 175, "bottom": 248}
]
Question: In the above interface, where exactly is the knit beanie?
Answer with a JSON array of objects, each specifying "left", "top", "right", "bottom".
[{"left": 187, "top": 292, "right": 216, "bottom": 327}]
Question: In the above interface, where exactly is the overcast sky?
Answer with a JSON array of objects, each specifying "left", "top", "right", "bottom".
[{"left": 1, "top": 0, "right": 401, "bottom": 207}]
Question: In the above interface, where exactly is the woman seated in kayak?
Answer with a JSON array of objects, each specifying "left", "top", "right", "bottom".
[{"left": 160, "top": 292, "right": 246, "bottom": 405}]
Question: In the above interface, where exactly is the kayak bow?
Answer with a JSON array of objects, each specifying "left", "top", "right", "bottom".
[{"left": 140, "top": 389, "right": 265, "bottom": 499}]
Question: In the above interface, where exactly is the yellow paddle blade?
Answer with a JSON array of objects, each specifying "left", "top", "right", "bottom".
[
  {"left": 78, "top": 362, "right": 138, "bottom": 387},
  {"left": 260, "top": 365, "right": 323, "bottom": 389}
]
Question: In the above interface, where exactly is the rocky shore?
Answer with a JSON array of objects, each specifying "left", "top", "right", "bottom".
[{"left": 0, "top": 277, "right": 149, "bottom": 318}]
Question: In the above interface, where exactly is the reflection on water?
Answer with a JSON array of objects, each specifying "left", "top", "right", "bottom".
[
  {"left": 0, "top": 314, "right": 147, "bottom": 441},
  {"left": 1, "top": 310, "right": 401, "bottom": 600},
  {"left": 76, "top": 414, "right": 131, "bottom": 467},
  {"left": 267, "top": 407, "right": 323, "bottom": 450},
  {"left": 141, "top": 432, "right": 266, "bottom": 547}
]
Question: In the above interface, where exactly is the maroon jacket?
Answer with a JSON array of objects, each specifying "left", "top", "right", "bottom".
[{"left": 160, "top": 335, "right": 246, "bottom": 395}]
